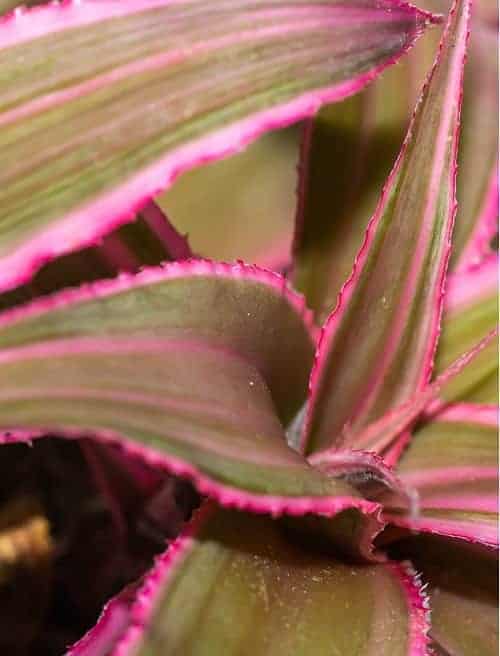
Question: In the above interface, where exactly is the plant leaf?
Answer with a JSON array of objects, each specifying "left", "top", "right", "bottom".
[
  {"left": 434, "top": 254, "right": 499, "bottom": 404},
  {"left": 395, "top": 535, "right": 499, "bottom": 656},
  {"left": 451, "top": 22, "right": 498, "bottom": 271},
  {"left": 292, "top": 24, "right": 440, "bottom": 321},
  {"left": 302, "top": 0, "right": 471, "bottom": 456},
  {"left": 68, "top": 582, "right": 139, "bottom": 656},
  {"left": 0, "top": 260, "right": 384, "bottom": 522},
  {"left": 0, "top": 0, "right": 36, "bottom": 14},
  {"left": 0, "top": 201, "right": 192, "bottom": 313},
  {"left": 0, "top": 0, "right": 432, "bottom": 293},
  {"left": 309, "top": 327, "right": 497, "bottom": 462},
  {"left": 454, "top": 165, "right": 499, "bottom": 273},
  {"left": 293, "top": 7, "right": 497, "bottom": 311},
  {"left": 110, "top": 503, "right": 430, "bottom": 656},
  {"left": 384, "top": 404, "right": 499, "bottom": 546},
  {"left": 309, "top": 449, "right": 418, "bottom": 512}
]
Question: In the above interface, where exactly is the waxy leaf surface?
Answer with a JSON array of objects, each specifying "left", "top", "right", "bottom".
[
  {"left": 308, "top": 326, "right": 497, "bottom": 463},
  {"left": 111, "top": 505, "right": 430, "bottom": 656},
  {"left": 0, "top": 0, "right": 431, "bottom": 292},
  {"left": 302, "top": 0, "right": 470, "bottom": 455}
]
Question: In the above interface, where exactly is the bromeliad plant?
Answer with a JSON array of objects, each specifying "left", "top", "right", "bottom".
[{"left": 0, "top": 0, "right": 497, "bottom": 654}]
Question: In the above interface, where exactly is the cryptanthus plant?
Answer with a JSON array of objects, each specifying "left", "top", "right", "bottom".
[{"left": 0, "top": 0, "right": 497, "bottom": 654}]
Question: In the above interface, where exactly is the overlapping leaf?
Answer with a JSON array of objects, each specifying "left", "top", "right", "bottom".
[
  {"left": 0, "top": 261, "right": 387, "bottom": 526},
  {"left": 292, "top": 5, "right": 497, "bottom": 317},
  {"left": 0, "top": 201, "right": 191, "bottom": 312},
  {"left": 292, "top": 25, "right": 439, "bottom": 321},
  {"left": 307, "top": 327, "right": 497, "bottom": 463},
  {"left": 0, "top": 0, "right": 432, "bottom": 292},
  {"left": 68, "top": 583, "right": 139, "bottom": 656},
  {"left": 384, "top": 405, "right": 498, "bottom": 546},
  {"left": 435, "top": 255, "right": 498, "bottom": 404},
  {"left": 301, "top": 0, "right": 470, "bottom": 456},
  {"left": 102, "top": 505, "right": 429, "bottom": 656}
]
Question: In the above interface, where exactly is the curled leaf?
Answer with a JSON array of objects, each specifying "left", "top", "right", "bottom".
[
  {"left": 112, "top": 504, "right": 430, "bottom": 656},
  {"left": 0, "top": 261, "right": 381, "bottom": 529}
]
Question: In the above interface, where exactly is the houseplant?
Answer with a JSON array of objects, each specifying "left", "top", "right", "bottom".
[{"left": 0, "top": 0, "right": 497, "bottom": 653}]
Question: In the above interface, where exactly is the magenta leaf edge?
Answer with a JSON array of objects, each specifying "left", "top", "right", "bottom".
[
  {"left": 299, "top": 0, "right": 470, "bottom": 456},
  {"left": 0, "top": 0, "right": 438, "bottom": 293}
]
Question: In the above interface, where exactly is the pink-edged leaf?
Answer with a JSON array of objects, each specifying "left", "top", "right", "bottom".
[
  {"left": 309, "top": 449, "right": 418, "bottom": 513},
  {"left": 292, "top": 23, "right": 440, "bottom": 321},
  {"left": 451, "top": 21, "right": 498, "bottom": 271},
  {"left": 0, "top": 0, "right": 433, "bottom": 293},
  {"left": 0, "top": 200, "right": 192, "bottom": 314},
  {"left": 0, "top": 260, "right": 383, "bottom": 530},
  {"left": 291, "top": 3, "right": 496, "bottom": 313},
  {"left": 107, "top": 502, "right": 430, "bottom": 656},
  {"left": 135, "top": 202, "right": 191, "bottom": 264},
  {"left": 0, "top": 259, "right": 316, "bottom": 424},
  {"left": 308, "top": 327, "right": 497, "bottom": 462},
  {"left": 395, "top": 535, "right": 498, "bottom": 656},
  {"left": 96, "top": 201, "right": 192, "bottom": 276},
  {"left": 67, "top": 582, "right": 140, "bottom": 656},
  {"left": 384, "top": 404, "right": 499, "bottom": 546},
  {"left": 454, "top": 165, "right": 499, "bottom": 272},
  {"left": 434, "top": 254, "right": 499, "bottom": 404},
  {"left": 301, "top": 0, "right": 470, "bottom": 456},
  {"left": 443, "top": 253, "right": 498, "bottom": 316}
]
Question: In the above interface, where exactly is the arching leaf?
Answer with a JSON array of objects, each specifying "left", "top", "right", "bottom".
[
  {"left": 0, "top": 261, "right": 381, "bottom": 528},
  {"left": 109, "top": 505, "right": 430, "bottom": 656},
  {"left": 0, "top": 0, "right": 432, "bottom": 292}
]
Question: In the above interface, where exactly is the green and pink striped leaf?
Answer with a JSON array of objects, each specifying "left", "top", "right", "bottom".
[
  {"left": 308, "top": 327, "right": 497, "bottom": 465},
  {"left": 98, "top": 504, "right": 430, "bottom": 656},
  {"left": 301, "top": 0, "right": 470, "bottom": 456},
  {"left": 0, "top": 261, "right": 383, "bottom": 532},
  {"left": 292, "top": 2, "right": 497, "bottom": 314},
  {"left": 451, "top": 21, "right": 498, "bottom": 271},
  {"left": 292, "top": 22, "right": 440, "bottom": 322},
  {"left": 434, "top": 254, "right": 499, "bottom": 405},
  {"left": 68, "top": 582, "right": 140, "bottom": 656},
  {"left": 0, "top": 201, "right": 191, "bottom": 313},
  {"left": 384, "top": 404, "right": 498, "bottom": 546},
  {"left": 0, "top": 0, "right": 433, "bottom": 293}
]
